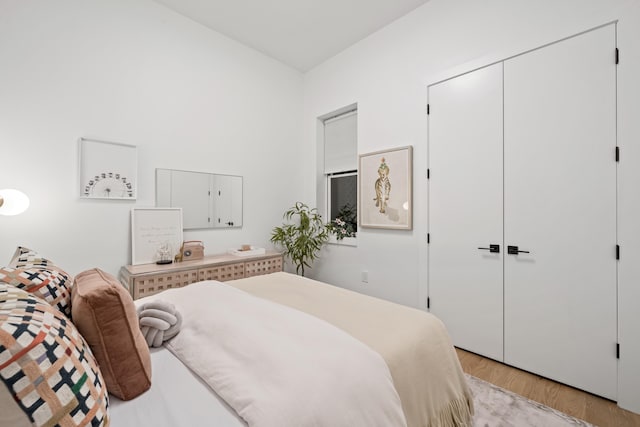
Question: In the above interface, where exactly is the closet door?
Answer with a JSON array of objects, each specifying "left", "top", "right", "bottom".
[
  {"left": 428, "top": 63, "right": 504, "bottom": 361},
  {"left": 503, "top": 25, "right": 617, "bottom": 399}
]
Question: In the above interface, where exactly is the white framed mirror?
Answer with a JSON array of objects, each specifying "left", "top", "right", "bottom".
[{"left": 155, "top": 168, "right": 243, "bottom": 230}]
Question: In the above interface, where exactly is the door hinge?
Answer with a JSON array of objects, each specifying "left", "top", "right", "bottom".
[
  {"left": 427, "top": 104, "right": 430, "bottom": 115},
  {"left": 427, "top": 297, "right": 430, "bottom": 309},
  {"left": 615, "top": 48, "right": 619, "bottom": 65},
  {"left": 427, "top": 169, "right": 430, "bottom": 179},
  {"left": 617, "top": 343, "right": 620, "bottom": 359},
  {"left": 208, "top": 217, "right": 211, "bottom": 223},
  {"left": 427, "top": 233, "right": 430, "bottom": 244},
  {"left": 615, "top": 146, "right": 620, "bottom": 162},
  {"left": 616, "top": 244, "right": 620, "bottom": 260},
  {"left": 208, "top": 190, "right": 211, "bottom": 196}
]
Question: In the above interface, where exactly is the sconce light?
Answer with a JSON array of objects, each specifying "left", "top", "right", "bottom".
[{"left": 0, "top": 189, "right": 30, "bottom": 216}]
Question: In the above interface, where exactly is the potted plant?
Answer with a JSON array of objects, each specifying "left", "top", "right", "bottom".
[
  {"left": 270, "top": 202, "right": 330, "bottom": 276},
  {"left": 326, "top": 204, "right": 357, "bottom": 240}
]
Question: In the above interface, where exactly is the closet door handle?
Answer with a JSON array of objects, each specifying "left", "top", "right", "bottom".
[
  {"left": 478, "top": 244, "right": 500, "bottom": 253},
  {"left": 507, "top": 245, "right": 530, "bottom": 255}
]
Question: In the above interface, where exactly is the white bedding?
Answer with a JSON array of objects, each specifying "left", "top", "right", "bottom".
[
  {"left": 109, "top": 348, "right": 245, "bottom": 427},
  {"left": 143, "top": 281, "right": 407, "bottom": 427}
]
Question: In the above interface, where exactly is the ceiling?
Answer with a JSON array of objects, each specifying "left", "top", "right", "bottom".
[{"left": 153, "top": 0, "right": 430, "bottom": 72}]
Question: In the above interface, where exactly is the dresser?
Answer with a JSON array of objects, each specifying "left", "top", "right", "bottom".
[{"left": 119, "top": 251, "right": 283, "bottom": 299}]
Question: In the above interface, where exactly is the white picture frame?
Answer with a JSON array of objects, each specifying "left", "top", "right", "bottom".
[
  {"left": 131, "top": 208, "right": 183, "bottom": 265},
  {"left": 359, "top": 145, "right": 413, "bottom": 230},
  {"left": 79, "top": 138, "right": 137, "bottom": 199}
]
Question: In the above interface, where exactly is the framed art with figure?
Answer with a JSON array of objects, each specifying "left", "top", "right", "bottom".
[{"left": 359, "top": 146, "right": 412, "bottom": 230}]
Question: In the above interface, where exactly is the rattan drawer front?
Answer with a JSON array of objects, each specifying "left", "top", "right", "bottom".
[
  {"left": 218, "top": 263, "right": 245, "bottom": 281},
  {"left": 198, "top": 267, "right": 221, "bottom": 282},
  {"left": 245, "top": 257, "right": 283, "bottom": 278},
  {"left": 134, "top": 270, "right": 199, "bottom": 299}
]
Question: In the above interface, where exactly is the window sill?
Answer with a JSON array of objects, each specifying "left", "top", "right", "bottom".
[{"left": 327, "top": 235, "right": 357, "bottom": 247}]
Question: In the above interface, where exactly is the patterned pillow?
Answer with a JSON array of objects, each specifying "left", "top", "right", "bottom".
[
  {"left": 0, "top": 284, "right": 109, "bottom": 426},
  {"left": 0, "top": 266, "right": 72, "bottom": 318},
  {"left": 3, "top": 246, "right": 73, "bottom": 318},
  {"left": 9, "top": 246, "right": 58, "bottom": 269}
]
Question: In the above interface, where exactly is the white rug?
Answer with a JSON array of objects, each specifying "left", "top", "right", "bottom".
[{"left": 467, "top": 374, "right": 594, "bottom": 427}]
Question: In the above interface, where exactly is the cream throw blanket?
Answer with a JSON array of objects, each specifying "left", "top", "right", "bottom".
[
  {"left": 140, "top": 281, "right": 407, "bottom": 427},
  {"left": 230, "top": 272, "right": 474, "bottom": 427}
]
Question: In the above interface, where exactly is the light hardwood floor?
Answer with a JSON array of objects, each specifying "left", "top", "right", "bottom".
[{"left": 456, "top": 348, "right": 640, "bottom": 427}]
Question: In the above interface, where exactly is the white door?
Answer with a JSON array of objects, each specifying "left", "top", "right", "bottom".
[
  {"left": 428, "top": 63, "right": 504, "bottom": 361},
  {"left": 503, "top": 25, "right": 617, "bottom": 399}
]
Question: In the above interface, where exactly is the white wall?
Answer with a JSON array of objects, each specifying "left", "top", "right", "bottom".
[
  {"left": 0, "top": 0, "right": 304, "bottom": 276},
  {"left": 302, "top": 0, "right": 640, "bottom": 413}
]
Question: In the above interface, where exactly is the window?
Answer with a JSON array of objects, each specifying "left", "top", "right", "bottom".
[
  {"left": 327, "top": 172, "right": 357, "bottom": 239},
  {"left": 323, "top": 109, "right": 357, "bottom": 240}
]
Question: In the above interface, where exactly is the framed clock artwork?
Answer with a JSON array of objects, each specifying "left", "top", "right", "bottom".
[{"left": 79, "top": 138, "right": 137, "bottom": 200}]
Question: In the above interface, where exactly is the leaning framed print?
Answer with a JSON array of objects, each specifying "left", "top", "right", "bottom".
[
  {"left": 131, "top": 208, "right": 183, "bottom": 265},
  {"left": 79, "top": 138, "right": 137, "bottom": 199},
  {"left": 359, "top": 146, "right": 412, "bottom": 230}
]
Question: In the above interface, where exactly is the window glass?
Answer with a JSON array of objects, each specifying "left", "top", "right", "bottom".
[{"left": 328, "top": 173, "right": 357, "bottom": 239}]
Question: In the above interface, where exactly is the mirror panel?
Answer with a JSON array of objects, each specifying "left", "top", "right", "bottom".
[
  {"left": 172, "top": 170, "right": 210, "bottom": 229},
  {"left": 156, "top": 168, "right": 243, "bottom": 230}
]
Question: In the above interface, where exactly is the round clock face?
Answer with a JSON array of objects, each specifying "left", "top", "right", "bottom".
[{"left": 84, "top": 172, "right": 134, "bottom": 198}]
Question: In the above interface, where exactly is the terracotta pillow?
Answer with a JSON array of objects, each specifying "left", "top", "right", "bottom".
[{"left": 72, "top": 268, "right": 152, "bottom": 400}]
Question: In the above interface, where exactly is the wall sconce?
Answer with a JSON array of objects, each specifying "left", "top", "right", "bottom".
[{"left": 0, "top": 189, "right": 30, "bottom": 216}]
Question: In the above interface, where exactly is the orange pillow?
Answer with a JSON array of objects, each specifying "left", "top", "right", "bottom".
[{"left": 72, "top": 268, "right": 152, "bottom": 400}]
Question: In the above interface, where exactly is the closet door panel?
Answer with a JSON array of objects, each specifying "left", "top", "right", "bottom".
[
  {"left": 503, "top": 25, "right": 617, "bottom": 399},
  {"left": 428, "top": 63, "right": 504, "bottom": 361}
]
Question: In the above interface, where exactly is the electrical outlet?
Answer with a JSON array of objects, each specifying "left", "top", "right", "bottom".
[{"left": 361, "top": 270, "right": 368, "bottom": 283}]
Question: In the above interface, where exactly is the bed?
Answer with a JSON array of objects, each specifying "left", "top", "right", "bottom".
[
  {"left": 110, "top": 272, "right": 473, "bottom": 427},
  {"left": 0, "top": 247, "right": 472, "bottom": 427}
]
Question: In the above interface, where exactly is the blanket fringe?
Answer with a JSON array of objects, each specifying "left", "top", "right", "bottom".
[{"left": 429, "top": 393, "right": 474, "bottom": 427}]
